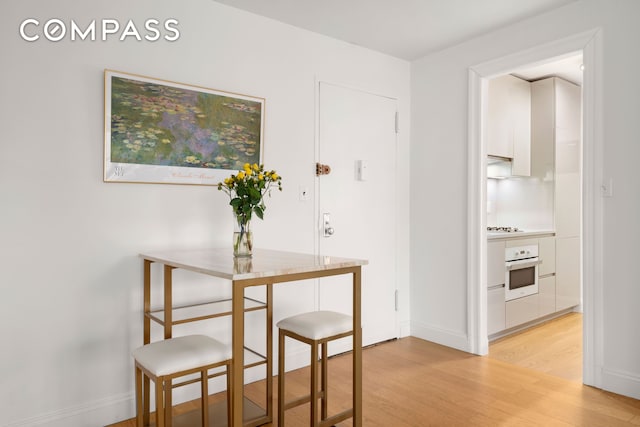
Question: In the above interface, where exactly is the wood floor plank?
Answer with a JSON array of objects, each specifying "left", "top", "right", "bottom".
[{"left": 110, "top": 315, "right": 640, "bottom": 426}]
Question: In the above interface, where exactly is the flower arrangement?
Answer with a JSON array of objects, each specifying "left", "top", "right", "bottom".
[{"left": 218, "top": 163, "right": 282, "bottom": 256}]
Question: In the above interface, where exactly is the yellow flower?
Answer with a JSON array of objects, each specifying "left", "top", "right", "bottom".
[{"left": 217, "top": 163, "right": 283, "bottom": 227}]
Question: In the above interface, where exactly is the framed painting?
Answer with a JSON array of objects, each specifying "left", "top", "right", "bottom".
[{"left": 104, "top": 70, "right": 265, "bottom": 185}]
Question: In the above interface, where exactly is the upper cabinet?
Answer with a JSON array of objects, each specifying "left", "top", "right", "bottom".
[
  {"left": 487, "top": 74, "right": 531, "bottom": 176},
  {"left": 531, "top": 77, "right": 582, "bottom": 238}
]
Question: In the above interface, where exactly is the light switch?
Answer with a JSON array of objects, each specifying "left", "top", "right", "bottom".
[{"left": 356, "top": 160, "right": 368, "bottom": 181}]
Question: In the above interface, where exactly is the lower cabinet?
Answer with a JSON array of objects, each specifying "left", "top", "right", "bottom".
[
  {"left": 538, "top": 276, "right": 556, "bottom": 317},
  {"left": 488, "top": 285, "right": 506, "bottom": 335},
  {"left": 506, "top": 294, "right": 539, "bottom": 329},
  {"left": 504, "top": 277, "right": 556, "bottom": 329},
  {"left": 556, "top": 236, "right": 581, "bottom": 311},
  {"left": 488, "top": 234, "right": 577, "bottom": 335}
]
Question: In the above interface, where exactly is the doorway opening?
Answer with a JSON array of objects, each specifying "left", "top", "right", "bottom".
[
  {"left": 466, "top": 28, "right": 604, "bottom": 389},
  {"left": 485, "top": 55, "right": 584, "bottom": 382}
]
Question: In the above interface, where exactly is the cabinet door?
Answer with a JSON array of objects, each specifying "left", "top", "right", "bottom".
[
  {"left": 530, "top": 78, "right": 555, "bottom": 179},
  {"left": 487, "top": 76, "right": 513, "bottom": 158},
  {"left": 510, "top": 76, "right": 531, "bottom": 177},
  {"left": 506, "top": 294, "right": 539, "bottom": 329},
  {"left": 488, "top": 285, "right": 506, "bottom": 335},
  {"left": 487, "top": 241, "right": 506, "bottom": 288},
  {"left": 556, "top": 236, "right": 580, "bottom": 310},
  {"left": 538, "top": 236, "right": 556, "bottom": 276},
  {"left": 538, "top": 276, "right": 556, "bottom": 317},
  {"left": 555, "top": 77, "right": 581, "bottom": 239}
]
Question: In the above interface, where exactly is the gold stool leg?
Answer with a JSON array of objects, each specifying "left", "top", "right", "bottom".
[
  {"left": 201, "top": 369, "right": 209, "bottom": 427},
  {"left": 135, "top": 366, "right": 144, "bottom": 427},
  {"left": 165, "top": 378, "right": 172, "bottom": 427},
  {"left": 321, "top": 342, "right": 328, "bottom": 421},
  {"left": 143, "top": 374, "right": 150, "bottom": 426},
  {"left": 155, "top": 378, "right": 164, "bottom": 427},
  {"left": 310, "top": 340, "right": 319, "bottom": 427},
  {"left": 226, "top": 362, "right": 233, "bottom": 427}
]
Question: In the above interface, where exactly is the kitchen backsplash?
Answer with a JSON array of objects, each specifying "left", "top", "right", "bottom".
[{"left": 487, "top": 174, "right": 554, "bottom": 230}]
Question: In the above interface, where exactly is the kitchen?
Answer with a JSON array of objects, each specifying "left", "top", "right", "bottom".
[{"left": 485, "top": 55, "right": 583, "bottom": 349}]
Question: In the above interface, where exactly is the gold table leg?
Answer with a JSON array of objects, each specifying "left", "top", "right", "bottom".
[
  {"left": 353, "top": 267, "right": 362, "bottom": 427},
  {"left": 231, "top": 280, "right": 244, "bottom": 427}
]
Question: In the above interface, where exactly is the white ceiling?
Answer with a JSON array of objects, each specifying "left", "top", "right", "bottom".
[
  {"left": 213, "top": 0, "right": 582, "bottom": 85},
  {"left": 213, "top": 0, "right": 578, "bottom": 60}
]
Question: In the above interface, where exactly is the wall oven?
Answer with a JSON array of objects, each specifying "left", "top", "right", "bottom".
[{"left": 505, "top": 244, "right": 539, "bottom": 301}]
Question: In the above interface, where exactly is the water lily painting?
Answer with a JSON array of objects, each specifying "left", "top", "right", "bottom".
[{"left": 104, "top": 70, "right": 264, "bottom": 185}]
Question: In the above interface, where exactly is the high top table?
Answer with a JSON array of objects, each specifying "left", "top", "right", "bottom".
[{"left": 140, "top": 248, "right": 367, "bottom": 427}]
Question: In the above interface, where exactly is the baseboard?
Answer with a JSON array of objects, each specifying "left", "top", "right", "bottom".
[
  {"left": 4, "top": 392, "right": 133, "bottom": 427},
  {"left": 601, "top": 367, "right": 640, "bottom": 400},
  {"left": 409, "top": 320, "right": 470, "bottom": 352}
]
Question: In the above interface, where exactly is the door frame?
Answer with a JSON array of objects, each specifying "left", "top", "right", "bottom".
[
  {"left": 314, "top": 78, "right": 401, "bottom": 340},
  {"left": 466, "top": 28, "right": 604, "bottom": 388}
]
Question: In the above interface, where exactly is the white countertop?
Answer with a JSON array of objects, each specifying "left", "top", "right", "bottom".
[{"left": 487, "top": 230, "right": 555, "bottom": 240}]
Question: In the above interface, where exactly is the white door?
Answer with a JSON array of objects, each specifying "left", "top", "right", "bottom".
[{"left": 317, "top": 82, "right": 398, "bottom": 348}]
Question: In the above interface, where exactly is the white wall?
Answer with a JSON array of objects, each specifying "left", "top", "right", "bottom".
[
  {"left": 411, "top": 0, "right": 640, "bottom": 399},
  {"left": 0, "top": 1, "right": 410, "bottom": 425}
]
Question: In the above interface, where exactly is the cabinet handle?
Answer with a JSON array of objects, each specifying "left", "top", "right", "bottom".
[{"left": 488, "top": 284, "right": 505, "bottom": 291}]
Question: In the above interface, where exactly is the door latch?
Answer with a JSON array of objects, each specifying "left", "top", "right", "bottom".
[
  {"left": 316, "top": 163, "right": 331, "bottom": 176},
  {"left": 323, "top": 213, "right": 334, "bottom": 237}
]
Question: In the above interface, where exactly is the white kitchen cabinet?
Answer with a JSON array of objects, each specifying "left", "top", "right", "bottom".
[
  {"left": 556, "top": 236, "right": 581, "bottom": 311},
  {"left": 554, "top": 78, "right": 581, "bottom": 312},
  {"left": 538, "top": 276, "right": 556, "bottom": 317},
  {"left": 555, "top": 172, "right": 581, "bottom": 238},
  {"left": 531, "top": 77, "right": 581, "bottom": 313},
  {"left": 530, "top": 78, "right": 555, "bottom": 180},
  {"left": 555, "top": 78, "right": 581, "bottom": 239},
  {"left": 488, "top": 285, "right": 506, "bottom": 335},
  {"left": 538, "top": 236, "right": 556, "bottom": 276},
  {"left": 487, "top": 240, "right": 506, "bottom": 288},
  {"left": 487, "top": 74, "right": 531, "bottom": 176},
  {"left": 538, "top": 236, "right": 556, "bottom": 317},
  {"left": 506, "top": 293, "right": 539, "bottom": 329},
  {"left": 487, "top": 240, "right": 506, "bottom": 335}
]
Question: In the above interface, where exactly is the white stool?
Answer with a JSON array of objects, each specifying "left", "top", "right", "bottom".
[
  {"left": 277, "top": 311, "right": 353, "bottom": 427},
  {"left": 132, "top": 334, "right": 232, "bottom": 427}
]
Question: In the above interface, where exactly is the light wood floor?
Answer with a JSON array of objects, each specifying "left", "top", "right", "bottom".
[
  {"left": 489, "top": 311, "right": 583, "bottom": 382},
  {"left": 111, "top": 313, "right": 640, "bottom": 426}
]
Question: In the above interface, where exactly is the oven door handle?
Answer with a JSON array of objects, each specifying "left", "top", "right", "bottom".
[{"left": 506, "top": 259, "right": 541, "bottom": 270}]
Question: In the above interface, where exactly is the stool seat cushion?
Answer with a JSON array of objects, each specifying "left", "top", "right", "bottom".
[
  {"left": 133, "top": 335, "right": 231, "bottom": 377},
  {"left": 277, "top": 311, "right": 352, "bottom": 340}
]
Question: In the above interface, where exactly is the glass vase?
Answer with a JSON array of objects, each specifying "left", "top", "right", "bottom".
[{"left": 233, "top": 219, "right": 253, "bottom": 257}]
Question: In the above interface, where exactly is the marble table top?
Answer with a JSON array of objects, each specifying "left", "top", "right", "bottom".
[{"left": 140, "top": 248, "right": 368, "bottom": 280}]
